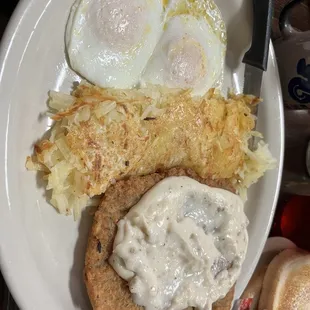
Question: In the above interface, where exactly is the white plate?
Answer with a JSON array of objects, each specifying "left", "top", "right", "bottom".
[{"left": 0, "top": 1, "right": 284, "bottom": 309}]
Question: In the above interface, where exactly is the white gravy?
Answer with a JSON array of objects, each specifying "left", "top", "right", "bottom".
[{"left": 109, "top": 176, "right": 248, "bottom": 310}]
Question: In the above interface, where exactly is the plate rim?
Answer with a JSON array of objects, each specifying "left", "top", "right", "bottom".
[
  {"left": 234, "top": 43, "right": 285, "bottom": 296},
  {"left": 0, "top": 1, "right": 61, "bottom": 309},
  {"left": 0, "top": 1, "right": 285, "bottom": 309}
]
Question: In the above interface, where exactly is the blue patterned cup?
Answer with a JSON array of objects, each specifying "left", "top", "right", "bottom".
[{"left": 275, "top": 0, "right": 310, "bottom": 109}]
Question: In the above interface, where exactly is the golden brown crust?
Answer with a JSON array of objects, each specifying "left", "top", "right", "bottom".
[
  {"left": 212, "top": 287, "right": 235, "bottom": 310},
  {"left": 258, "top": 248, "right": 310, "bottom": 310},
  {"left": 85, "top": 167, "right": 235, "bottom": 310},
  {"left": 35, "top": 84, "right": 257, "bottom": 198}
]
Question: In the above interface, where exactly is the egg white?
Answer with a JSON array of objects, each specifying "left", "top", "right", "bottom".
[
  {"left": 141, "top": 14, "right": 226, "bottom": 96},
  {"left": 66, "top": 0, "right": 164, "bottom": 88}
]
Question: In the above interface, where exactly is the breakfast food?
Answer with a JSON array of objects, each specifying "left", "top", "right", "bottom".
[
  {"left": 26, "top": 83, "right": 275, "bottom": 218},
  {"left": 84, "top": 167, "right": 240, "bottom": 310},
  {"left": 23, "top": 0, "right": 278, "bottom": 308},
  {"left": 110, "top": 177, "right": 248, "bottom": 309},
  {"left": 258, "top": 248, "right": 310, "bottom": 310},
  {"left": 66, "top": 0, "right": 163, "bottom": 88},
  {"left": 238, "top": 237, "right": 297, "bottom": 310},
  {"left": 238, "top": 265, "right": 268, "bottom": 310},
  {"left": 141, "top": 3, "right": 226, "bottom": 95},
  {"left": 66, "top": 0, "right": 226, "bottom": 92}
]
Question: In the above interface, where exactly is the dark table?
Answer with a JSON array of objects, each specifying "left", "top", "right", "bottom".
[{"left": 0, "top": 0, "right": 309, "bottom": 309}]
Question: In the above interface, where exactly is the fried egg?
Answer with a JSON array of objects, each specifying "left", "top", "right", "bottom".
[
  {"left": 66, "top": 0, "right": 163, "bottom": 88},
  {"left": 141, "top": 1, "right": 226, "bottom": 95}
]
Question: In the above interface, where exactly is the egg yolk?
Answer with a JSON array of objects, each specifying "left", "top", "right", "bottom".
[{"left": 167, "top": 36, "right": 207, "bottom": 88}]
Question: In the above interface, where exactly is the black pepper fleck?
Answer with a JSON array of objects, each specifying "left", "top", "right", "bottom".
[
  {"left": 97, "top": 241, "right": 102, "bottom": 254},
  {"left": 125, "top": 160, "right": 130, "bottom": 166}
]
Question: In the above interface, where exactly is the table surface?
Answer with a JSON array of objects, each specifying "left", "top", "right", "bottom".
[{"left": 0, "top": 0, "right": 309, "bottom": 309}]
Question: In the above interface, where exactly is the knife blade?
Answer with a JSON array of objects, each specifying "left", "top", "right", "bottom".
[
  {"left": 242, "top": 0, "right": 273, "bottom": 150},
  {"left": 244, "top": 65, "right": 263, "bottom": 116}
]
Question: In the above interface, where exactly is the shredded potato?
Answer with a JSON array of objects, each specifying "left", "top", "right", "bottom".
[{"left": 26, "top": 82, "right": 276, "bottom": 218}]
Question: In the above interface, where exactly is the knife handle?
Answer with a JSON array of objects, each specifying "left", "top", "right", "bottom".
[{"left": 242, "top": 0, "right": 273, "bottom": 71}]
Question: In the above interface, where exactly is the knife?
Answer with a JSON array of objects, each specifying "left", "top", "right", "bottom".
[{"left": 242, "top": 0, "right": 273, "bottom": 150}]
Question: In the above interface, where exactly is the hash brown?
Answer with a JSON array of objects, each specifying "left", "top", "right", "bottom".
[{"left": 29, "top": 83, "right": 258, "bottom": 213}]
